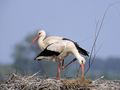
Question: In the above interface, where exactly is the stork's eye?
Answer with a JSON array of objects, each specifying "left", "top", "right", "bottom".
[{"left": 38, "top": 32, "right": 41, "bottom": 35}]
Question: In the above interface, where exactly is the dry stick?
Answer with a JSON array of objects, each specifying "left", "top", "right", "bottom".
[
  {"left": 87, "top": 19, "right": 100, "bottom": 78},
  {"left": 27, "top": 71, "right": 40, "bottom": 80},
  {"left": 90, "top": 19, "right": 101, "bottom": 73},
  {"left": 92, "top": 76, "right": 104, "bottom": 84},
  {"left": 85, "top": 5, "right": 109, "bottom": 76},
  {"left": 87, "top": 44, "right": 103, "bottom": 78},
  {"left": 85, "top": 2, "right": 120, "bottom": 75},
  {"left": 91, "top": 44, "right": 103, "bottom": 68}
]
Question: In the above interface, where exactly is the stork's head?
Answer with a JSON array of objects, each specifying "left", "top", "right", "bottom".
[
  {"left": 79, "top": 57, "right": 86, "bottom": 78},
  {"left": 38, "top": 30, "right": 46, "bottom": 36},
  {"left": 79, "top": 57, "right": 86, "bottom": 64},
  {"left": 32, "top": 30, "right": 46, "bottom": 44}
]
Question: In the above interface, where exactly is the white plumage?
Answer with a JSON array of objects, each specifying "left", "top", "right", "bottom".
[
  {"left": 32, "top": 30, "right": 63, "bottom": 49},
  {"left": 32, "top": 30, "right": 89, "bottom": 80}
]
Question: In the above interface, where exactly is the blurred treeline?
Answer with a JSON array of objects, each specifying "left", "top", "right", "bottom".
[{"left": 0, "top": 33, "right": 120, "bottom": 80}]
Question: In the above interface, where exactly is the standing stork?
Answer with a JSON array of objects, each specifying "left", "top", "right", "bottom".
[
  {"left": 32, "top": 30, "right": 89, "bottom": 80},
  {"left": 32, "top": 30, "right": 66, "bottom": 68}
]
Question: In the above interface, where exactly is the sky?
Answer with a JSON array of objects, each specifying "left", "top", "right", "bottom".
[{"left": 0, "top": 0, "right": 120, "bottom": 64}]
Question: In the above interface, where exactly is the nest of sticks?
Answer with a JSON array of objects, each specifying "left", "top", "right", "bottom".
[{"left": 0, "top": 73, "right": 120, "bottom": 90}]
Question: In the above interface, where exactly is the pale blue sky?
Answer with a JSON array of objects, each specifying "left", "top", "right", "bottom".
[{"left": 0, "top": 0, "right": 120, "bottom": 64}]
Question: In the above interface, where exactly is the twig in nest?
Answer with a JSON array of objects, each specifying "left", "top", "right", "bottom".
[
  {"left": 7, "top": 73, "right": 20, "bottom": 81},
  {"left": 92, "top": 76, "right": 104, "bottom": 84},
  {"left": 27, "top": 71, "right": 40, "bottom": 80}
]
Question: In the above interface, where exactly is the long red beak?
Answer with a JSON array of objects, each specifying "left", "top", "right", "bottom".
[
  {"left": 32, "top": 35, "right": 39, "bottom": 44},
  {"left": 81, "top": 63, "right": 85, "bottom": 79}
]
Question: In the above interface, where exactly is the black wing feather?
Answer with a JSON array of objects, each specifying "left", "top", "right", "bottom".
[
  {"left": 34, "top": 48, "right": 60, "bottom": 60},
  {"left": 34, "top": 43, "right": 60, "bottom": 60},
  {"left": 39, "top": 49, "right": 60, "bottom": 56}
]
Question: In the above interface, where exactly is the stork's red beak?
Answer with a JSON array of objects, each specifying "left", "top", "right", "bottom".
[
  {"left": 32, "top": 35, "right": 39, "bottom": 44},
  {"left": 81, "top": 63, "right": 84, "bottom": 71},
  {"left": 81, "top": 63, "right": 85, "bottom": 80}
]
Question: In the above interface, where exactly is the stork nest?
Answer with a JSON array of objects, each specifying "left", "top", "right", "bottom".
[{"left": 0, "top": 73, "right": 120, "bottom": 90}]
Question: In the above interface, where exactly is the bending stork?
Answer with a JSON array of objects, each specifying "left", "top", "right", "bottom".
[{"left": 32, "top": 30, "right": 89, "bottom": 80}]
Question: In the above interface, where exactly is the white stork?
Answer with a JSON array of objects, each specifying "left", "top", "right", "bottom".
[
  {"left": 32, "top": 30, "right": 89, "bottom": 80},
  {"left": 32, "top": 30, "right": 67, "bottom": 68}
]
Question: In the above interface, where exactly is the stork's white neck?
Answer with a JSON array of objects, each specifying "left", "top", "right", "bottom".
[{"left": 38, "top": 33, "right": 46, "bottom": 49}]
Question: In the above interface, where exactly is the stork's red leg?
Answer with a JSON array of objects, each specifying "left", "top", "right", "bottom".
[{"left": 56, "top": 62, "right": 61, "bottom": 80}]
